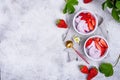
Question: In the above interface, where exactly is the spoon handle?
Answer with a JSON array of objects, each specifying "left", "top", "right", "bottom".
[{"left": 72, "top": 47, "right": 89, "bottom": 64}]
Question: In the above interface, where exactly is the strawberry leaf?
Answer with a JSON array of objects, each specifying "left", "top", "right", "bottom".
[
  {"left": 102, "top": 1, "right": 107, "bottom": 10},
  {"left": 112, "top": 8, "right": 119, "bottom": 21},
  {"left": 67, "top": 0, "right": 78, "bottom": 5},
  {"left": 63, "top": 0, "right": 78, "bottom": 14},
  {"left": 116, "top": 1, "right": 120, "bottom": 9},
  {"left": 99, "top": 63, "right": 114, "bottom": 77}
]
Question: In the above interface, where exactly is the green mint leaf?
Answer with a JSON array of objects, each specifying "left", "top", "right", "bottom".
[
  {"left": 67, "top": 0, "right": 78, "bottom": 5},
  {"left": 63, "top": 4, "right": 68, "bottom": 14},
  {"left": 67, "top": 4, "right": 75, "bottom": 14},
  {"left": 63, "top": 0, "right": 78, "bottom": 14},
  {"left": 102, "top": 1, "right": 107, "bottom": 10},
  {"left": 99, "top": 63, "right": 114, "bottom": 77},
  {"left": 116, "top": 1, "right": 120, "bottom": 9},
  {"left": 107, "top": 0, "right": 113, "bottom": 8},
  {"left": 112, "top": 8, "right": 119, "bottom": 21}
]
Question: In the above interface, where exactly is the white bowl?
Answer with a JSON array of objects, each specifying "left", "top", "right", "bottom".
[
  {"left": 73, "top": 10, "right": 98, "bottom": 35},
  {"left": 84, "top": 35, "right": 109, "bottom": 61}
]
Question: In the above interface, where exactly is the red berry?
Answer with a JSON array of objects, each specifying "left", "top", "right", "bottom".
[
  {"left": 87, "top": 67, "right": 98, "bottom": 80},
  {"left": 99, "top": 39, "right": 108, "bottom": 48},
  {"left": 56, "top": 19, "right": 68, "bottom": 28},
  {"left": 91, "top": 16, "right": 96, "bottom": 27},
  {"left": 94, "top": 37, "right": 100, "bottom": 42},
  {"left": 84, "top": 0, "right": 92, "bottom": 4},
  {"left": 88, "top": 21, "right": 94, "bottom": 31},
  {"left": 86, "top": 38, "right": 93, "bottom": 48},
  {"left": 79, "top": 65, "right": 89, "bottom": 74},
  {"left": 79, "top": 12, "right": 86, "bottom": 16},
  {"left": 101, "top": 47, "right": 107, "bottom": 56},
  {"left": 94, "top": 40, "right": 102, "bottom": 50}
]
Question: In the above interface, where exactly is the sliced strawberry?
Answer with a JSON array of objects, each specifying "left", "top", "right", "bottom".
[
  {"left": 86, "top": 38, "right": 93, "bottom": 48},
  {"left": 98, "top": 41, "right": 104, "bottom": 48},
  {"left": 87, "top": 12, "right": 91, "bottom": 16},
  {"left": 81, "top": 16, "right": 88, "bottom": 21},
  {"left": 86, "top": 18, "right": 92, "bottom": 22},
  {"left": 88, "top": 21, "right": 94, "bottom": 31},
  {"left": 100, "top": 39, "right": 108, "bottom": 48},
  {"left": 101, "top": 47, "right": 107, "bottom": 56},
  {"left": 94, "top": 37, "right": 100, "bottom": 42},
  {"left": 79, "top": 12, "right": 86, "bottom": 17},
  {"left": 91, "top": 16, "right": 96, "bottom": 27},
  {"left": 94, "top": 40, "right": 102, "bottom": 51},
  {"left": 84, "top": 0, "right": 93, "bottom": 4}
]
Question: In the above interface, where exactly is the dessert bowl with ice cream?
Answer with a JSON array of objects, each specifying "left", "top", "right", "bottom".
[
  {"left": 73, "top": 10, "right": 98, "bottom": 35},
  {"left": 84, "top": 35, "right": 109, "bottom": 61}
]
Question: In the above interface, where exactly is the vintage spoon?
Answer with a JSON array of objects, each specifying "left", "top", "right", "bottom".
[{"left": 65, "top": 40, "right": 89, "bottom": 64}]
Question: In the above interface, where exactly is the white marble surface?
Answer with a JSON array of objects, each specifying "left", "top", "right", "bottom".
[{"left": 0, "top": 0, "right": 120, "bottom": 80}]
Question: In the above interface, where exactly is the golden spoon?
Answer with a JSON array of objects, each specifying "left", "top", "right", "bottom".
[{"left": 65, "top": 40, "right": 89, "bottom": 64}]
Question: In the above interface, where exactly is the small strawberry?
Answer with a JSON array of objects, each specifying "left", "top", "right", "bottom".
[
  {"left": 87, "top": 67, "right": 98, "bottom": 80},
  {"left": 84, "top": 0, "right": 92, "bottom": 4},
  {"left": 79, "top": 65, "right": 89, "bottom": 74},
  {"left": 56, "top": 19, "right": 68, "bottom": 28}
]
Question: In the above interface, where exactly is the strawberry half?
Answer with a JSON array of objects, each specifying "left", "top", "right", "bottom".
[
  {"left": 56, "top": 19, "right": 68, "bottom": 28},
  {"left": 84, "top": 0, "right": 92, "bottom": 4},
  {"left": 79, "top": 65, "right": 89, "bottom": 74},
  {"left": 87, "top": 67, "right": 98, "bottom": 80},
  {"left": 86, "top": 38, "right": 93, "bottom": 48}
]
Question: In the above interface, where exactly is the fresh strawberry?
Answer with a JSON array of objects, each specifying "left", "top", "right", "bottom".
[
  {"left": 56, "top": 19, "right": 68, "bottom": 28},
  {"left": 99, "top": 39, "right": 108, "bottom": 48},
  {"left": 94, "top": 37, "right": 100, "bottom": 42},
  {"left": 98, "top": 41, "right": 104, "bottom": 48},
  {"left": 101, "top": 47, "right": 107, "bottom": 56},
  {"left": 79, "top": 12, "right": 85, "bottom": 16},
  {"left": 81, "top": 16, "right": 87, "bottom": 21},
  {"left": 88, "top": 21, "right": 94, "bottom": 31},
  {"left": 84, "top": 0, "right": 92, "bottom": 3},
  {"left": 87, "top": 67, "right": 98, "bottom": 80},
  {"left": 84, "top": 0, "right": 92, "bottom": 4},
  {"left": 91, "top": 16, "right": 96, "bottom": 27},
  {"left": 79, "top": 65, "right": 89, "bottom": 74},
  {"left": 94, "top": 40, "right": 102, "bottom": 51},
  {"left": 86, "top": 38, "right": 93, "bottom": 48}
]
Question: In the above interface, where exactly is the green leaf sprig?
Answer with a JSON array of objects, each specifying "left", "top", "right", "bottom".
[
  {"left": 63, "top": 0, "right": 78, "bottom": 14},
  {"left": 99, "top": 63, "right": 114, "bottom": 77},
  {"left": 102, "top": 0, "right": 120, "bottom": 22}
]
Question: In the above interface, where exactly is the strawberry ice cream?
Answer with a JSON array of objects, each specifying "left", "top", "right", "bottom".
[
  {"left": 74, "top": 12, "right": 96, "bottom": 34},
  {"left": 85, "top": 37, "right": 108, "bottom": 59},
  {"left": 87, "top": 41, "right": 101, "bottom": 58}
]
